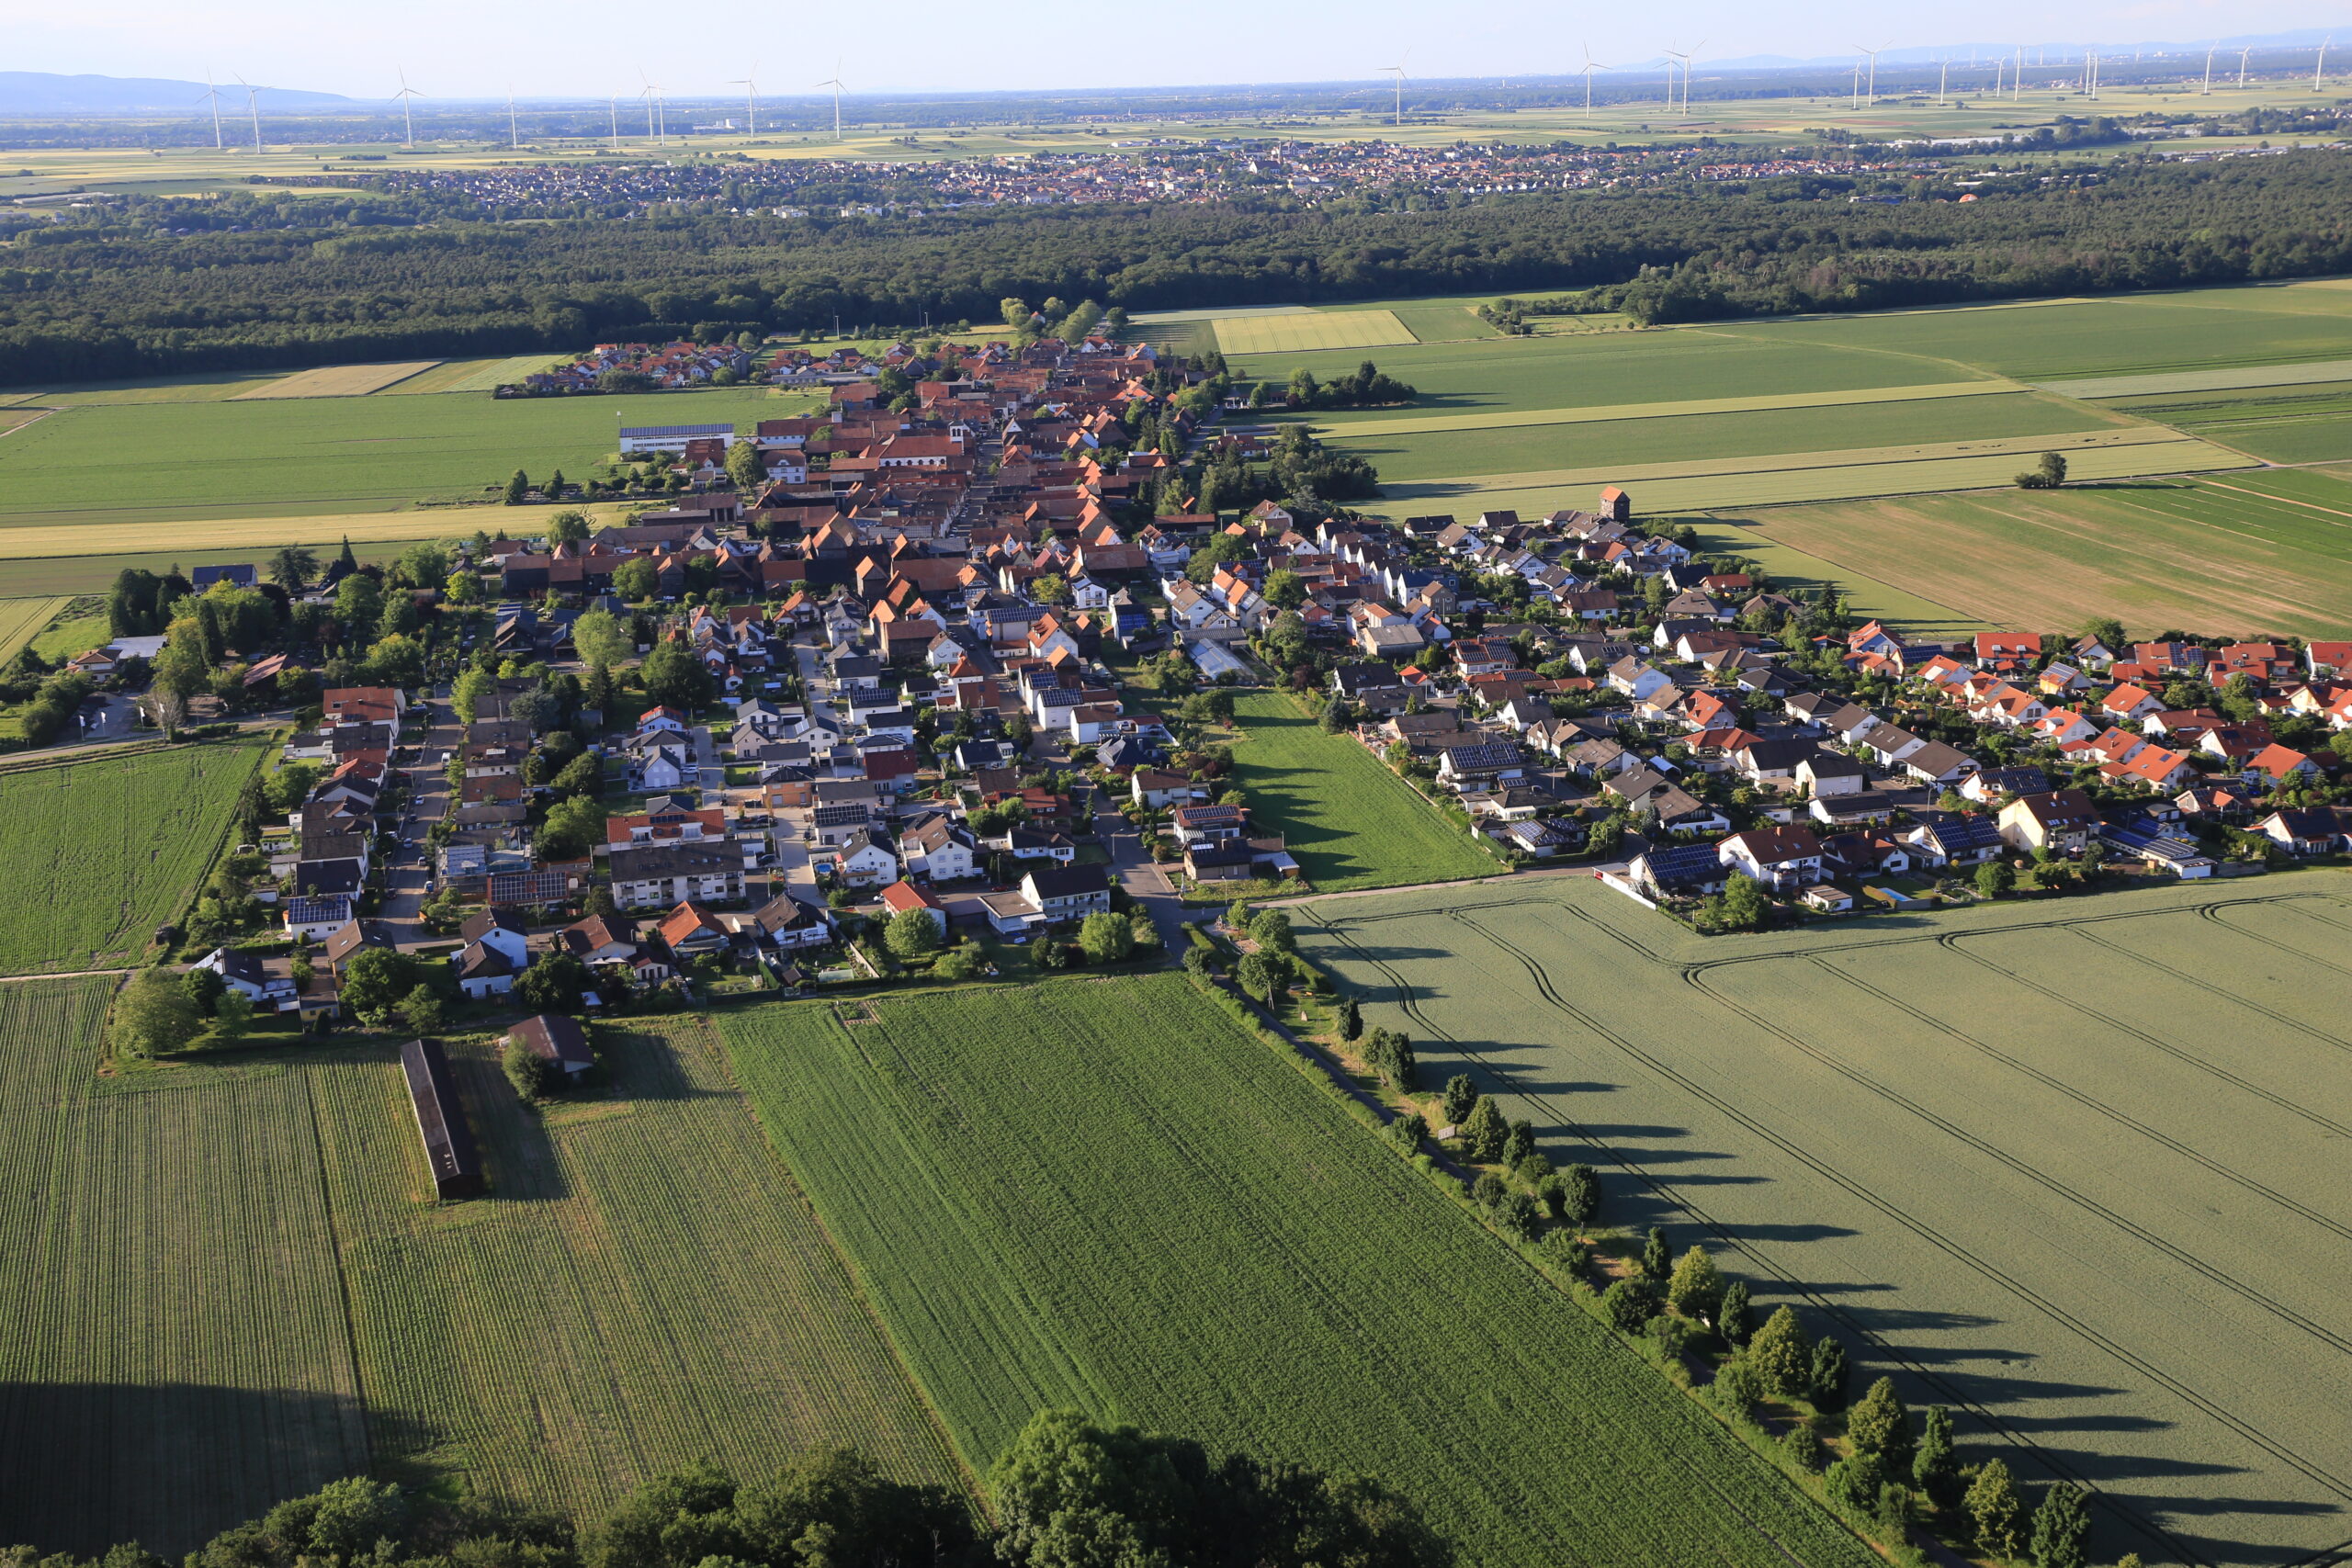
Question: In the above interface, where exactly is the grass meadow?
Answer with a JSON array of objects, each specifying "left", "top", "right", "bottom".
[
  {"left": 231, "top": 362, "right": 442, "bottom": 399},
  {"left": 1228, "top": 689, "right": 1498, "bottom": 892},
  {"left": 718, "top": 975, "right": 1883, "bottom": 1568},
  {"left": 0, "top": 744, "right": 265, "bottom": 975},
  {"left": 1213, "top": 309, "right": 1417, "bottom": 355},
  {"left": 1298, "top": 874, "right": 2352, "bottom": 1568},
  {"left": 0, "top": 596, "right": 70, "bottom": 663},
  {"left": 0, "top": 995, "right": 962, "bottom": 1554},
  {"left": 1738, "top": 470, "right": 2352, "bottom": 637}
]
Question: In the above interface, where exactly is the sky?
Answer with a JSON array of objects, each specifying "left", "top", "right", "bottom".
[{"left": 6, "top": 0, "right": 2345, "bottom": 101}]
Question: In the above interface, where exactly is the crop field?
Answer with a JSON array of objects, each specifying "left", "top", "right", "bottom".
[
  {"left": 0, "top": 596, "right": 70, "bottom": 662},
  {"left": 2040, "top": 355, "right": 2352, "bottom": 400},
  {"left": 1740, "top": 470, "right": 2352, "bottom": 637},
  {"left": 0, "top": 388, "right": 786, "bottom": 525},
  {"left": 230, "top": 362, "right": 441, "bottom": 399},
  {"left": 6, "top": 371, "right": 290, "bottom": 406},
  {"left": 0, "top": 538, "right": 454, "bottom": 597},
  {"left": 1297, "top": 874, "right": 2352, "bottom": 1568},
  {"left": 383, "top": 355, "right": 569, "bottom": 395},
  {"left": 1675, "top": 522, "right": 1985, "bottom": 637},
  {"left": 0, "top": 501, "right": 639, "bottom": 570},
  {"left": 1215, "top": 309, "right": 1418, "bottom": 355},
  {"left": 1377, "top": 426, "right": 2248, "bottom": 521},
  {"left": 1319, "top": 379, "right": 2016, "bottom": 440},
  {"left": 0, "top": 744, "right": 264, "bottom": 974},
  {"left": 0, "top": 977, "right": 369, "bottom": 1556},
  {"left": 1228, "top": 690, "right": 1497, "bottom": 892},
  {"left": 1330, "top": 389, "right": 2118, "bottom": 483},
  {"left": 718, "top": 976, "right": 1882, "bottom": 1568},
  {"left": 311, "top": 1017, "right": 961, "bottom": 1515}
]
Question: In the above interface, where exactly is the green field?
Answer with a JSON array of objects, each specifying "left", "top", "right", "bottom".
[
  {"left": 0, "top": 596, "right": 71, "bottom": 663},
  {"left": 0, "top": 992, "right": 962, "bottom": 1555},
  {"left": 1298, "top": 874, "right": 2352, "bottom": 1568},
  {"left": 0, "top": 389, "right": 788, "bottom": 526},
  {"left": 2041, "top": 355, "right": 2352, "bottom": 400},
  {"left": 1738, "top": 469, "right": 2352, "bottom": 637},
  {"left": 0, "top": 976, "right": 370, "bottom": 1556},
  {"left": 717, "top": 975, "right": 1882, "bottom": 1568},
  {"left": 29, "top": 608, "right": 110, "bottom": 663},
  {"left": 0, "top": 745, "right": 265, "bottom": 975},
  {"left": 1329, "top": 390, "right": 2118, "bottom": 483},
  {"left": 1215, "top": 310, "right": 1418, "bottom": 355},
  {"left": 1228, "top": 689, "right": 1498, "bottom": 892},
  {"left": 383, "top": 355, "right": 570, "bottom": 395},
  {"left": 313, "top": 1017, "right": 962, "bottom": 1515}
]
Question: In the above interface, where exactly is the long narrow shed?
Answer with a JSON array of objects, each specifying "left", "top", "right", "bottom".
[{"left": 400, "top": 1037, "right": 484, "bottom": 1200}]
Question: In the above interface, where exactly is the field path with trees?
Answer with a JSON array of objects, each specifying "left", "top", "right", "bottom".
[{"left": 1298, "top": 874, "right": 2352, "bottom": 1568}]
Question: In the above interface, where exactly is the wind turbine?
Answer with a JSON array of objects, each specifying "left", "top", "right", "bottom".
[
  {"left": 505, "top": 85, "right": 520, "bottom": 149},
  {"left": 1937, "top": 56, "right": 1949, "bottom": 105},
  {"left": 607, "top": 96, "right": 620, "bottom": 152},
  {"left": 2014, "top": 46, "right": 2025, "bottom": 100},
  {"left": 197, "top": 74, "right": 225, "bottom": 149},
  {"left": 1380, "top": 65, "right": 1407, "bottom": 126},
  {"left": 1854, "top": 42, "right": 1888, "bottom": 108},
  {"left": 2238, "top": 45, "right": 2252, "bottom": 87},
  {"left": 391, "top": 69, "right": 422, "bottom": 149},
  {"left": 2202, "top": 41, "right": 2217, "bottom": 95},
  {"left": 2316, "top": 37, "right": 2333, "bottom": 93},
  {"left": 728, "top": 68, "right": 759, "bottom": 136},
  {"left": 1577, "top": 46, "right": 1609, "bottom": 121},
  {"left": 815, "top": 61, "right": 847, "bottom": 141},
  {"left": 233, "top": 73, "right": 263, "bottom": 153},
  {"left": 1667, "top": 39, "right": 1704, "bottom": 116}
]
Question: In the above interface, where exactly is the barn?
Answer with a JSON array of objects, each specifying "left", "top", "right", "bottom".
[{"left": 401, "top": 1038, "right": 484, "bottom": 1200}]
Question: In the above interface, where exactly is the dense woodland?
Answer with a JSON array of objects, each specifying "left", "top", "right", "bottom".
[{"left": 2, "top": 153, "right": 2349, "bottom": 383}]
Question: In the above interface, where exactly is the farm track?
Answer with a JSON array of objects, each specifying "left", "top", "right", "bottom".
[{"left": 1309, "top": 891, "right": 2352, "bottom": 1564}]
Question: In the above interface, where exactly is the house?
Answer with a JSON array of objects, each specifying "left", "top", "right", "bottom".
[
  {"left": 1801, "top": 885, "right": 1857, "bottom": 915},
  {"left": 506, "top": 1014, "right": 594, "bottom": 1080},
  {"left": 452, "top": 940, "right": 517, "bottom": 999},
  {"left": 2246, "top": 744, "right": 2322, "bottom": 787},
  {"left": 281, "top": 893, "right": 356, "bottom": 942},
  {"left": 606, "top": 840, "right": 745, "bottom": 908},
  {"left": 730, "top": 892, "right": 832, "bottom": 952},
  {"left": 1170, "top": 803, "right": 1249, "bottom": 844},
  {"left": 320, "top": 918, "right": 395, "bottom": 979},
  {"left": 2101, "top": 745, "right": 2199, "bottom": 794},
  {"left": 459, "top": 909, "right": 531, "bottom": 970},
  {"left": 2100, "top": 683, "right": 2163, "bottom": 723},
  {"left": 1632, "top": 843, "right": 1730, "bottom": 898},
  {"left": 401, "top": 1038, "right": 483, "bottom": 1201},
  {"left": 558, "top": 914, "right": 641, "bottom": 967},
  {"left": 831, "top": 828, "right": 900, "bottom": 886},
  {"left": 1437, "top": 741, "right": 1527, "bottom": 789},
  {"left": 2254, "top": 807, "right": 2346, "bottom": 855},
  {"left": 655, "top": 900, "right": 731, "bottom": 958},
  {"left": 1184, "top": 837, "right": 1260, "bottom": 882},
  {"left": 1961, "top": 765, "right": 2050, "bottom": 805},
  {"left": 1795, "top": 751, "right": 1867, "bottom": 798},
  {"left": 1021, "top": 863, "right": 1111, "bottom": 922},
  {"left": 877, "top": 879, "right": 949, "bottom": 938},
  {"left": 2098, "top": 818, "right": 2217, "bottom": 879},
  {"left": 1997, "top": 789, "right": 2099, "bottom": 854},
  {"left": 1716, "top": 825, "right": 1827, "bottom": 890},
  {"left": 900, "top": 817, "right": 979, "bottom": 881},
  {"left": 191, "top": 948, "right": 298, "bottom": 1010},
  {"left": 1130, "top": 768, "right": 1201, "bottom": 809},
  {"left": 1902, "top": 741, "right": 1981, "bottom": 787},
  {"left": 1902, "top": 811, "right": 2005, "bottom": 867}
]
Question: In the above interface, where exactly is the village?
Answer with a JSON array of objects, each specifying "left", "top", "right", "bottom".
[{"left": 51, "top": 322, "right": 2346, "bottom": 1042}]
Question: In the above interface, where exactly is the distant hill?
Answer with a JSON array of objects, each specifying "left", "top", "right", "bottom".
[{"left": 0, "top": 72, "right": 353, "bottom": 114}]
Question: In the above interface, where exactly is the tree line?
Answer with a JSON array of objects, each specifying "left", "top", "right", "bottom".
[
  {"left": 7, "top": 1414, "right": 1445, "bottom": 1568},
  {"left": 6, "top": 153, "right": 2350, "bottom": 382}
]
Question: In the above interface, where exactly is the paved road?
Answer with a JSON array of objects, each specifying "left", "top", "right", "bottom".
[
  {"left": 385, "top": 689, "right": 461, "bottom": 950},
  {"left": 1099, "top": 804, "right": 1193, "bottom": 951}
]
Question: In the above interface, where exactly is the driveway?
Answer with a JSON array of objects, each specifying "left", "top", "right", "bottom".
[
  {"left": 385, "top": 690, "right": 462, "bottom": 950},
  {"left": 1100, "top": 805, "right": 1193, "bottom": 951}
]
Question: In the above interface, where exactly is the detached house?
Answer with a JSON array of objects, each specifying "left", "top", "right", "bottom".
[
  {"left": 1997, "top": 789, "right": 2099, "bottom": 854},
  {"left": 1716, "top": 826, "right": 1827, "bottom": 890}
]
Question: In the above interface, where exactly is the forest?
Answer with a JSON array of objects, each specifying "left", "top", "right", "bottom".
[{"left": 1, "top": 152, "right": 2348, "bottom": 383}]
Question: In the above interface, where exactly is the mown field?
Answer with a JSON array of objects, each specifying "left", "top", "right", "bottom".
[
  {"left": 1298, "top": 874, "right": 2352, "bottom": 1568},
  {"left": 0, "top": 596, "right": 70, "bottom": 663},
  {"left": 1329, "top": 389, "right": 2120, "bottom": 483},
  {"left": 0, "top": 745, "right": 265, "bottom": 975},
  {"left": 0, "top": 388, "right": 789, "bottom": 525},
  {"left": 1215, "top": 309, "right": 1417, "bottom": 355},
  {"left": 1228, "top": 689, "right": 1497, "bottom": 892},
  {"left": 718, "top": 975, "right": 1883, "bottom": 1568},
  {"left": 231, "top": 362, "right": 442, "bottom": 400},
  {"left": 1738, "top": 469, "right": 2352, "bottom": 637},
  {"left": 0, "top": 993, "right": 962, "bottom": 1555},
  {"left": 387, "top": 355, "right": 571, "bottom": 396},
  {"left": 311, "top": 1017, "right": 961, "bottom": 1514},
  {"left": 0, "top": 977, "right": 369, "bottom": 1556}
]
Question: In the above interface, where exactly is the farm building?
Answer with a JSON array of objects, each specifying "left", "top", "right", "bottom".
[
  {"left": 400, "top": 1038, "right": 484, "bottom": 1201},
  {"left": 506, "top": 1014, "right": 595, "bottom": 1081}
]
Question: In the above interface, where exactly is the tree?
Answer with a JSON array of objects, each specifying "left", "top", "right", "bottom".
[
  {"left": 1078, "top": 910, "right": 1134, "bottom": 964},
  {"left": 1601, "top": 1275, "right": 1661, "bottom": 1334},
  {"left": 1913, "top": 1406, "right": 1961, "bottom": 1508},
  {"left": 641, "top": 640, "right": 714, "bottom": 712},
  {"left": 111, "top": 967, "right": 202, "bottom": 1058},
  {"left": 1717, "top": 871, "right": 1770, "bottom": 931},
  {"left": 548, "top": 510, "right": 591, "bottom": 546},
  {"left": 1717, "top": 1279, "right": 1753, "bottom": 1346},
  {"left": 341, "top": 948, "right": 421, "bottom": 1026},
  {"left": 1442, "top": 1073, "right": 1478, "bottom": 1127},
  {"left": 1338, "top": 996, "right": 1362, "bottom": 1041},
  {"left": 1558, "top": 1162, "right": 1600, "bottom": 1225},
  {"left": 1824, "top": 1450, "right": 1885, "bottom": 1515},
  {"left": 1460, "top": 1095, "right": 1507, "bottom": 1162},
  {"left": 1809, "top": 1334, "right": 1851, "bottom": 1412},
  {"left": 401, "top": 984, "right": 446, "bottom": 1035},
  {"left": 1711, "top": 1358, "right": 1764, "bottom": 1420},
  {"left": 1031, "top": 573, "right": 1070, "bottom": 605},
  {"left": 1975, "top": 860, "right": 2015, "bottom": 899},
  {"left": 367, "top": 633, "right": 425, "bottom": 687},
  {"left": 1965, "top": 1459, "right": 2025, "bottom": 1562},
  {"left": 537, "top": 795, "right": 605, "bottom": 863},
  {"left": 1748, "top": 1306, "right": 1812, "bottom": 1398},
  {"left": 1641, "top": 1224, "right": 1671, "bottom": 1280},
  {"left": 2029, "top": 1483, "right": 2089, "bottom": 1568},
  {"left": 885, "top": 908, "right": 943, "bottom": 961},
  {"left": 502, "top": 1038, "right": 552, "bottom": 1101},
  {"left": 1667, "top": 1245, "right": 1724, "bottom": 1322},
  {"left": 1234, "top": 951, "right": 1275, "bottom": 1001},
  {"left": 504, "top": 468, "right": 531, "bottom": 505},
  {"left": 1246, "top": 909, "right": 1294, "bottom": 953},
  {"left": 1846, "top": 1376, "right": 1914, "bottom": 1471},
  {"left": 614, "top": 557, "right": 660, "bottom": 602},
  {"left": 726, "top": 439, "right": 766, "bottom": 493},
  {"left": 1263, "top": 569, "right": 1306, "bottom": 609},
  {"left": 514, "top": 953, "right": 591, "bottom": 1013},
  {"left": 266, "top": 545, "right": 318, "bottom": 592}
]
